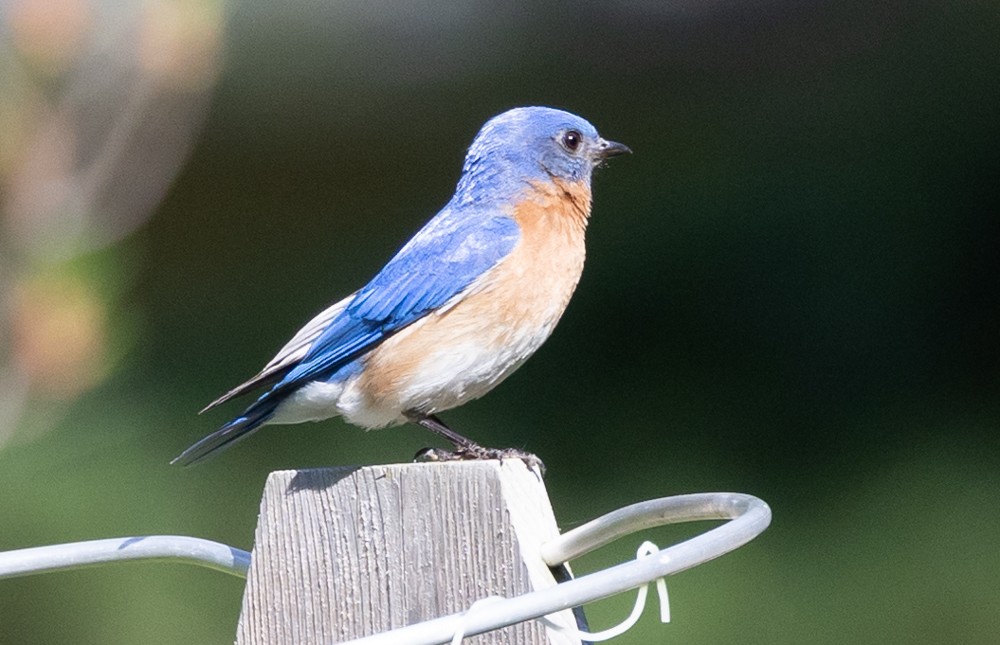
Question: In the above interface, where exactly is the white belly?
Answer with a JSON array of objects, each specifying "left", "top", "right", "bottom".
[
  {"left": 269, "top": 323, "right": 552, "bottom": 430},
  {"left": 344, "top": 317, "right": 557, "bottom": 428}
]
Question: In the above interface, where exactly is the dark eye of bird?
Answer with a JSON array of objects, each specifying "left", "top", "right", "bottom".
[{"left": 562, "top": 130, "right": 582, "bottom": 152}]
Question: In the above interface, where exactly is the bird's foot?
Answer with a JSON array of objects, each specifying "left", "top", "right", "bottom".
[{"left": 413, "top": 445, "right": 545, "bottom": 475}]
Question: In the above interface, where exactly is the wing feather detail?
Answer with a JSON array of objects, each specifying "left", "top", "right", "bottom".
[{"left": 199, "top": 294, "right": 354, "bottom": 413}]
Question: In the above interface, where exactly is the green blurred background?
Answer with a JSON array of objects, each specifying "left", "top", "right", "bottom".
[{"left": 2, "top": 0, "right": 999, "bottom": 643}]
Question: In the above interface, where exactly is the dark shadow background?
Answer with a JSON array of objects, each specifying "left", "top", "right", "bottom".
[{"left": 2, "top": 1, "right": 999, "bottom": 643}]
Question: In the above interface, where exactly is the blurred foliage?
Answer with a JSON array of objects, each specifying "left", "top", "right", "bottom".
[{"left": 1, "top": 0, "right": 999, "bottom": 643}]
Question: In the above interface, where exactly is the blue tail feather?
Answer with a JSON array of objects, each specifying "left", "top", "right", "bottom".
[{"left": 172, "top": 399, "right": 278, "bottom": 467}]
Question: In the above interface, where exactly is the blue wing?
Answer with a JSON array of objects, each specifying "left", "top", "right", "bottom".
[
  {"left": 172, "top": 208, "right": 520, "bottom": 466},
  {"left": 284, "top": 209, "right": 520, "bottom": 385}
]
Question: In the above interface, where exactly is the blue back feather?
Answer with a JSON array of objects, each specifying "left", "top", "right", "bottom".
[{"left": 269, "top": 209, "right": 520, "bottom": 394}]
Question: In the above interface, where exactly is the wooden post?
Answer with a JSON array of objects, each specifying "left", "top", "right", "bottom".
[{"left": 236, "top": 461, "right": 581, "bottom": 644}]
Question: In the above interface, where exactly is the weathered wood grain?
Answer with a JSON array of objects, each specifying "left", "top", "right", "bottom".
[{"left": 236, "top": 461, "right": 579, "bottom": 644}]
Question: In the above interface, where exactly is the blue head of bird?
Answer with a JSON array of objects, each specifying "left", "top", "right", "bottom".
[{"left": 455, "top": 107, "right": 630, "bottom": 204}]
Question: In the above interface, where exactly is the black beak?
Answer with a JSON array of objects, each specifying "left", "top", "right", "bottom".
[{"left": 595, "top": 138, "right": 632, "bottom": 160}]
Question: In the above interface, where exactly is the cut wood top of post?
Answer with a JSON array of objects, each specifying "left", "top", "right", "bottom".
[{"left": 237, "top": 460, "right": 580, "bottom": 645}]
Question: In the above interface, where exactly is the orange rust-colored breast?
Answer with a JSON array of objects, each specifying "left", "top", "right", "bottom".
[{"left": 498, "top": 177, "right": 592, "bottom": 325}]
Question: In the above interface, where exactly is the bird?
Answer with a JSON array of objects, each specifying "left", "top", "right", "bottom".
[{"left": 172, "top": 106, "right": 630, "bottom": 467}]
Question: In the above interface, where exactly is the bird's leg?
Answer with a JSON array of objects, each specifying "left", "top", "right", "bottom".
[
  {"left": 407, "top": 412, "right": 545, "bottom": 474},
  {"left": 408, "top": 413, "right": 478, "bottom": 450}
]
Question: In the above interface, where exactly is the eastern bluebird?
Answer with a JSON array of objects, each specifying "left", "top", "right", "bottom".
[{"left": 173, "top": 106, "right": 629, "bottom": 467}]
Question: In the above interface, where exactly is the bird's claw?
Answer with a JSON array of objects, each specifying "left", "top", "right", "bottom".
[{"left": 413, "top": 445, "right": 545, "bottom": 476}]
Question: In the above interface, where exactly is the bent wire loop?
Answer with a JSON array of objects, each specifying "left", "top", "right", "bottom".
[
  {"left": 538, "top": 540, "right": 672, "bottom": 642},
  {"left": 345, "top": 492, "right": 771, "bottom": 645},
  {"left": 0, "top": 492, "right": 770, "bottom": 645}
]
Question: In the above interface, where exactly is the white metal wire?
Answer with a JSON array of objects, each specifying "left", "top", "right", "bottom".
[
  {"left": 342, "top": 492, "right": 771, "bottom": 645},
  {"left": 0, "top": 492, "right": 770, "bottom": 645},
  {"left": 539, "top": 540, "right": 671, "bottom": 642},
  {"left": 0, "top": 535, "right": 250, "bottom": 579}
]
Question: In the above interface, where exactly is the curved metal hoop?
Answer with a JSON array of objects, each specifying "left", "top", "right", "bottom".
[{"left": 345, "top": 492, "right": 771, "bottom": 645}]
